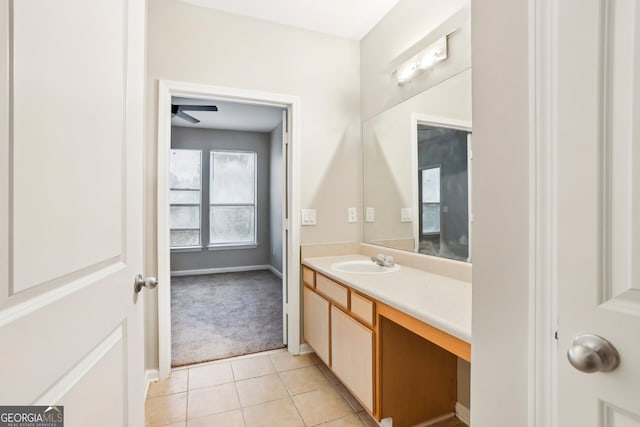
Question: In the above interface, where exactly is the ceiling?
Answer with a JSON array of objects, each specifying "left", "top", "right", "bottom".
[
  {"left": 171, "top": 97, "right": 285, "bottom": 132},
  {"left": 178, "top": 0, "right": 401, "bottom": 40}
]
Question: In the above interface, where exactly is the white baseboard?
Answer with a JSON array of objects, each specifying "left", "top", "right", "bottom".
[
  {"left": 144, "top": 369, "right": 159, "bottom": 399},
  {"left": 171, "top": 265, "right": 271, "bottom": 277},
  {"left": 455, "top": 402, "right": 470, "bottom": 425},
  {"left": 269, "top": 266, "right": 283, "bottom": 278},
  {"left": 298, "top": 343, "right": 313, "bottom": 355}
]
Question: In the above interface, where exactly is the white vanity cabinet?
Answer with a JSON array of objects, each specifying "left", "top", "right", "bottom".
[
  {"left": 303, "top": 286, "right": 330, "bottom": 364},
  {"left": 330, "top": 305, "right": 374, "bottom": 412},
  {"left": 302, "top": 263, "right": 469, "bottom": 427},
  {"left": 302, "top": 267, "right": 375, "bottom": 412}
]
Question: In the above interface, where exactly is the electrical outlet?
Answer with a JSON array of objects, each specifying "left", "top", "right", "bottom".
[
  {"left": 301, "top": 209, "right": 317, "bottom": 225},
  {"left": 348, "top": 207, "right": 357, "bottom": 223},
  {"left": 365, "top": 207, "right": 375, "bottom": 222}
]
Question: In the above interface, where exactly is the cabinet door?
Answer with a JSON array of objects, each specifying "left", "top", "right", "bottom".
[
  {"left": 331, "top": 306, "right": 374, "bottom": 412},
  {"left": 303, "top": 287, "right": 330, "bottom": 364}
]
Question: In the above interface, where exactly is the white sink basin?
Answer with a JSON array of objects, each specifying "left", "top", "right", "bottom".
[{"left": 332, "top": 260, "right": 400, "bottom": 274}]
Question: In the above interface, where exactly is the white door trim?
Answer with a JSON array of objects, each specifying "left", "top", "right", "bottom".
[
  {"left": 529, "top": 0, "right": 558, "bottom": 426},
  {"left": 156, "top": 80, "right": 301, "bottom": 379}
]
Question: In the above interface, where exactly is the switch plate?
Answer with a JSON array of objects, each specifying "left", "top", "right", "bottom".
[
  {"left": 365, "top": 207, "right": 375, "bottom": 222},
  {"left": 301, "top": 209, "right": 317, "bottom": 225},
  {"left": 401, "top": 207, "right": 413, "bottom": 222},
  {"left": 348, "top": 207, "right": 357, "bottom": 223}
]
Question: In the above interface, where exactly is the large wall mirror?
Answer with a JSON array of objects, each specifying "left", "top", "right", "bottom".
[{"left": 362, "top": 68, "right": 472, "bottom": 262}]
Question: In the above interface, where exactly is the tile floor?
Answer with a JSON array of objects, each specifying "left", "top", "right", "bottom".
[{"left": 145, "top": 348, "right": 466, "bottom": 427}]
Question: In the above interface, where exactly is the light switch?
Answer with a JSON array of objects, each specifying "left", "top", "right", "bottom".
[
  {"left": 301, "top": 209, "right": 317, "bottom": 225},
  {"left": 400, "top": 207, "right": 413, "bottom": 222},
  {"left": 365, "top": 207, "right": 375, "bottom": 222},
  {"left": 348, "top": 207, "right": 357, "bottom": 223}
]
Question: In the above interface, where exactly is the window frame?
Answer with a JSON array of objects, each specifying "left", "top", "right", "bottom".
[
  {"left": 169, "top": 148, "right": 203, "bottom": 250},
  {"left": 419, "top": 165, "right": 442, "bottom": 237},
  {"left": 208, "top": 149, "right": 259, "bottom": 248}
]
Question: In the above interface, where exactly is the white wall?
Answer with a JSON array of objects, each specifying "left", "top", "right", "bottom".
[
  {"left": 470, "top": 0, "right": 531, "bottom": 425},
  {"left": 360, "top": 0, "right": 469, "bottom": 121},
  {"left": 145, "top": 0, "right": 361, "bottom": 369}
]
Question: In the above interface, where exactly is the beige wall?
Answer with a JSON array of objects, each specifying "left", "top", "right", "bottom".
[
  {"left": 471, "top": 0, "right": 531, "bottom": 425},
  {"left": 145, "top": 0, "right": 361, "bottom": 369},
  {"left": 360, "top": 0, "right": 470, "bottom": 121},
  {"left": 360, "top": 0, "right": 472, "bottom": 414}
]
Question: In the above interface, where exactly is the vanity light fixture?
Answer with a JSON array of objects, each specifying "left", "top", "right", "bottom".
[{"left": 395, "top": 35, "right": 448, "bottom": 85}]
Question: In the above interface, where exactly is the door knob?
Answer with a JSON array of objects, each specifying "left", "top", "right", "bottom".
[
  {"left": 134, "top": 274, "right": 158, "bottom": 293},
  {"left": 567, "top": 333, "right": 620, "bottom": 373}
]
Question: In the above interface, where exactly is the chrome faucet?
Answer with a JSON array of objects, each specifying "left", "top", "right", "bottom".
[{"left": 371, "top": 253, "right": 395, "bottom": 267}]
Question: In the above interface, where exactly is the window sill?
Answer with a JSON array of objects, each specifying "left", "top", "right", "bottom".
[
  {"left": 170, "top": 246, "right": 203, "bottom": 253},
  {"left": 207, "top": 242, "right": 260, "bottom": 251}
]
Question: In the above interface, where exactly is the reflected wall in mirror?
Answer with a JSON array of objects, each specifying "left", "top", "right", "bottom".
[{"left": 363, "top": 68, "right": 472, "bottom": 261}]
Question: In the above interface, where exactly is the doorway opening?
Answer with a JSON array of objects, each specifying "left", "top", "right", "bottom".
[
  {"left": 157, "top": 82, "right": 301, "bottom": 378},
  {"left": 168, "top": 98, "right": 285, "bottom": 366}
]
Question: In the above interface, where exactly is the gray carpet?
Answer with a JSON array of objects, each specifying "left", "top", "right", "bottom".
[{"left": 171, "top": 270, "right": 284, "bottom": 367}]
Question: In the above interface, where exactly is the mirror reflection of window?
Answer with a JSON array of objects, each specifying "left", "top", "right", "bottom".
[
  {"left": 417, "top": 125, "right": 471, "bottom": 262},
  {"left": 421, "top": 167, "right": 441, "bottom": 234}
]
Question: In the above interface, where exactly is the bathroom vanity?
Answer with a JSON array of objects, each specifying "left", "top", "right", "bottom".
[{"left": 302, "top": 254, "right": 471, "bottom": 427}]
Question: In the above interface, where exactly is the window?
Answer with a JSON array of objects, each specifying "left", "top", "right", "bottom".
[
  {"left": 421, "top": 166, "right": 441, "bottom": 234},
  {"left": 169, "top": 149, "right": 202, "bottom": 248},
  {"left": 209, "top": 151, "right": 257, "bottom": 246}
]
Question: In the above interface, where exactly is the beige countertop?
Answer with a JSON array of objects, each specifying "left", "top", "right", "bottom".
[{"left": 303, "top": 254, "right": 472, "bottom": 344}]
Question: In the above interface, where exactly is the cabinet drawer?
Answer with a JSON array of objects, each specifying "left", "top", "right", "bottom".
[
  {"left": 303, "top": 266, "right": 315, "bottom": 287},
  {"left": 316, "top": 274, "right": 348, "bottom": 308},
  {"left": 350, "top": 292, "right": 374, "bottom": 327}
]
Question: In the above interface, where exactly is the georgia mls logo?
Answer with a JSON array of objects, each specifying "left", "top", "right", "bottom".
[{"left": 0, "top": 406, "right": 64, "bottom": 427}]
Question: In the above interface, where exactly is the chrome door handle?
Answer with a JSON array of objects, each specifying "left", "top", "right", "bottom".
[
  {"left": 567, "top": 333, "right": 620, "bottom": 373},
  {"left": 134, "top": 274, "right": 158, "bottom": 293}
]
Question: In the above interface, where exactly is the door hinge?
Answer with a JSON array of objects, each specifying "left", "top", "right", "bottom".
[
  {"left": 283, "top": 218, "right": 289, "bottom": 230},
  {"left": 283, "top": 303, "right": 288, "bottom": 314},
  {"left": 554, "top": 330, "right": 559, "bottom": 340}
]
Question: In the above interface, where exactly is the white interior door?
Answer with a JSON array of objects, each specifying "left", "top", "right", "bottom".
[
  {"left": 556, "top": 0, "right": 640, "bottom": 424},
  {"left": 0, "top": 0, "right": 146, "bottom": 426}
]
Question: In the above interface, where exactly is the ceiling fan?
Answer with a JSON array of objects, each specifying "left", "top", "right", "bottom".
[{"left": 171, "top": 104, "right": 218, "bottom": 124}]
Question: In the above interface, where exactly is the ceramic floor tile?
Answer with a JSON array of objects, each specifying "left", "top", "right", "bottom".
[
  {"left": 187, "top": 382, "right": 240, "bottom": 420},
  {"left": 242, "top": 398, "right": 305, "bottom": 427},
  {"left": 231, "top": 355, "right": 276, "bottom": 380},
  {"left": 334, "top": 383, "right": 364, "bottom": 413},
  {"left": 236, "top": 374, "right": 289, "bottom": 407},
  {"left": 189, "top": 362, "right": 234, "bottom": 390},
  {"left": 145, "top": 392, "right": 187, "bottom": 426},
  {"left": 279, "top": 365, "right": 332, "bottom": 396},
  {"left": 186, "top": 410, "right": 245, "bottom": 427},
  {"left": 292, "top": 387, "right": 353, "bottom": 426},
  {"left": 148, "top": 370, "right": 189, "bottom": 398},
  {"left": 269, "top": 351, "right": 315, "bottom": 372},
  {"left": 164, "top": 423, "right": 187, "bottom": 427},
  {"left": 319, "top": 413, "right": 367, "bottom": 427}
]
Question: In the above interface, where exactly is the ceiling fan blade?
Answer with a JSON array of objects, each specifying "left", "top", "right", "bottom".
[
  {"left": 179, "top": 105, "right": 218, "bottom": 112},
  {"left": 176, "top": 111, "right": 200, "bottom": 124}
]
